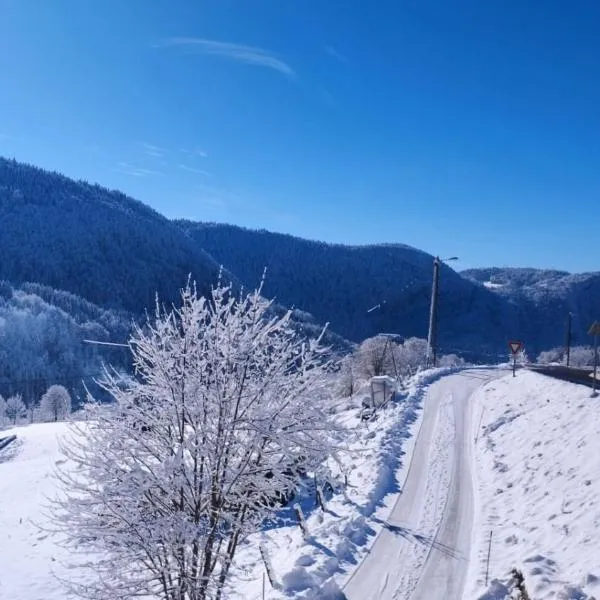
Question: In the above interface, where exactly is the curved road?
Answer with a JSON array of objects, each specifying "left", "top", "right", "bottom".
[{"left": 343, "top": 369, "right": 498, "bottom": 600}]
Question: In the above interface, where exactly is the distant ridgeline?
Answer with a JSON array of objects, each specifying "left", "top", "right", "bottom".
[
  {"left": 1, "top": 156, "right": 599, "bottom": 383},
  {"left": 0, "top": 157, "right": 223, "bottom": 313},
  {"left": 177, "top": 221, "right": 600, "bottom": 359}
]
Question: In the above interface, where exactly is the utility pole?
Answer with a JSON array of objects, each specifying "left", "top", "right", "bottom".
[
  {"left": 594, "top": 333, "right": 598, "bottom": 398},
  {"left": 565, "top": 312, "right": 572, "bottom": 367},
  {"left": 427, "top": 257, "right": 441, "bottom": 367},
  {"left": 426, "top": 256, "right": 458, "bottom": 367},
  {"left": 588, "top": 321, "right": 600, "bottom": 398}
]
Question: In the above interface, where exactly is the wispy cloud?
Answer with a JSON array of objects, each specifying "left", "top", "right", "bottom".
[
  {"left": 325, "top": 45, "right": 348, "bottom": 64},
  {"left": 161, "top": 37, "right": 295, "bottom": 80},
  {"left": 138, "top": 142, "right": 168, "bottom": 158},
  {"left": 177, "top": 164, "right": 212, "bottom": 176},
  {"left": 116, "top": 162, "right": 164, "bottom": 177},
  {"left": 179, "top": 147, "right": 208, "bottom": 159}
]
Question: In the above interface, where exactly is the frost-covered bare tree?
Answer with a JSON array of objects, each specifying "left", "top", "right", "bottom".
[
  {"left": 396, "top": 337, "right": 428, "bottom": 377},
  {"left": 40, "top": 384, "right": 72, "bottom": 422},
  {"left": 5, "top": 394, "right": 25, "bottom": 425},
  {"left": 568, "top": 345, "right": 595, "bottom": 367},
  {"left": 337, "top": 355, "right": 358, "bottom": 398},
  {"left": 52, "top": 280, "right": 336, "bottom": 600},
  {"left": 437, "top": 353, "right": 465, "bottom": 368},
  {"left": 536, "top": 347, "right": 563, "bottom": 365},
  {"left": 356, "top": 336, "right": 398, "bottom": 378},
  {"left": 538, "top": 345, "right": 596, "bottom": 367}
]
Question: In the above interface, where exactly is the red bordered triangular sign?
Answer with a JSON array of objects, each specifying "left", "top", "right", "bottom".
[{"left": 508, "top": 341, "right": 522, "bottom": 354}]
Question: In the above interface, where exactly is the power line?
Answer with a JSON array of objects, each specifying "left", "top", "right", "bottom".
[{"left": 83, "top": 339, "right": 129, "bottom": 348}]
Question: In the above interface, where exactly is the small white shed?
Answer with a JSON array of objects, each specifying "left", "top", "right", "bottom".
[{"left": 369, "top": 375, "right": 397, "bottom": 408}]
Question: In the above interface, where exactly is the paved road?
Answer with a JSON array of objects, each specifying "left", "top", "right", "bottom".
[
  {"left": 527, "top": 364, "right": 596, "bottom": 388},
  {"left": 343, "top": 369, "right": 498, "bottom": 600}
]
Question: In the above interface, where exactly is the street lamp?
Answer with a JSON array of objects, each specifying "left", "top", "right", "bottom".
[{"left": 426, "top": 256, "right": 458, "bottom": 367}]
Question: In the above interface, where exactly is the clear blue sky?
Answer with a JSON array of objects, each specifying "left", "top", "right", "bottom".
[{"left": 1, "top": 0, "right": 599, "bottom": 272}]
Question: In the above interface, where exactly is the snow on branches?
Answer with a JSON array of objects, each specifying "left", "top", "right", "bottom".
[
  {"left": 4, "top": 393, "right": 25, "bottom": 425},
  {"left": 51, "top": 280, "right": 337, "bottom": 600},
  {"left": 40, "top": 384, "right": 71, "bottom": 422}
]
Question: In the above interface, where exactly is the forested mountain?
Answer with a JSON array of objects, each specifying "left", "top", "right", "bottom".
[
  {"left": 0, "top": 157, "right": 222, "bottom": 313},
  {"left": 463, "top": 267, "right": 600, "bottom": 350},
  {"left": 0, "top": 281, "right": 132, "bottom": 407},
  {"left": 2, "top": 156, "right": 597, "bottom": 373},
  {"left": 176, "top": 222, "right": 519, "bottom": 358}
]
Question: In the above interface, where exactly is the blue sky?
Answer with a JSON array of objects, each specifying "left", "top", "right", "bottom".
[{"left": 1, "top": 0, "right": 599, "bottom": 272}]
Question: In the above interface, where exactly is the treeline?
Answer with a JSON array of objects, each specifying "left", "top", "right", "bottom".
[{"left": 0, "top": 280, "right": 132, "bottom": 407}]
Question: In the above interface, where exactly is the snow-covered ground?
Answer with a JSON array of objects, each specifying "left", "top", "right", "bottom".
[
  {"left": 228, "top": 369, "right": 462, "bottom": 599},
  {"left": 0, "top": 369, "right": 457, "bottom": 600},
  {"left": 0, "top": 422, "right": 71, "bottom": 599},
  {"left": 483, "top": 281, "right": 505, "bottom": 290},
  {"left": 2, "top": 369, "right": 599, "bottom": 600},
  {"left": 343, "top": 369, "right": 500, "bottom": 600},
  {"left": 466, "top": 370, "right": 600, "bottom": 600}
]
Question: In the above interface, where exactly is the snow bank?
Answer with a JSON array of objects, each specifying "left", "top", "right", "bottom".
[
  {"left": 229, "top": 366, "right": 466, "bottom": 599},
  {"left": 466, "top": 370, "right": 600, "bottom": 600}
]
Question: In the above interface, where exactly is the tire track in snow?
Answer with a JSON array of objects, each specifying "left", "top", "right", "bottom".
[{"left": 344, "top": 370, "right": 498, "bottom": 600}]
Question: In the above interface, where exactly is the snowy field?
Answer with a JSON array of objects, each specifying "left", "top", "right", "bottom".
[
  {"left": 0, "top": 422, "right": 72, "bottom": 599},
  {"left": 0, "top": 370, "right": 451, "bottom": 600},
  {"left": 2, "top": 369, "right": 599, "bottom": 600},
  {"left": 466, "top": 370, "right": 600, "bottom": 600}
]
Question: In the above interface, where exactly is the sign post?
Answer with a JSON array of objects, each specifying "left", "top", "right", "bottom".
[
  {"left": 588, "top": 322, "right": 600, "bottom": 397},
  {"left": 508, "top": 341, "right": 523, "bottom": 377}
]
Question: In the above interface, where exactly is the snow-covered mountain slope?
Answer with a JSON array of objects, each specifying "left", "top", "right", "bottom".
[
  {"left": 177, "top": 221, "right": 516, "bottom": 357},
  {"left": 466, "top": 370, "right": 600, "bottom": 600},
  {"left": 463, "top": 267, "right": 600, "bottom": 354},
  {"left": 0, "top": 423, "right": 72, "bottom": 599}
]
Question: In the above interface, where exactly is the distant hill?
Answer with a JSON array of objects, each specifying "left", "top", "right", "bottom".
[
  {"left": 2, "top": 155, "right": 597, "bottom": 364},
  {"left": 0, "top": 157, "right": 222, "bottom": 313},
  {"left": 463, "top": 267, "right": 600, "bottom": 351},
  {"left": 176, "top": 221, "right": 517, "bottom": 358},
  {"left": 0, "top": 280, "right": 132, "bottom": 406}
]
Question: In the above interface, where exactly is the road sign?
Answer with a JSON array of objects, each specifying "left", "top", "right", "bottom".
[
  {"left": 588, "top": 321, "right": 600, "bottom": 337},
  {"left": 508, "top": 341, "right": 523, "bottom": 355}
]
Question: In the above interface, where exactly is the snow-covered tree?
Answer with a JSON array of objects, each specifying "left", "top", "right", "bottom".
[
  {"left": 52, "top": 280, "right": 337, "bottom": 600},
  {"left": 25, "top": 398, "right": 38, "bottom": 424},
  {"left": 437, "top": 353, "right": 466, "bottom": 368},
  {"left": 356, "top": 336, "right": 398, "bottom": 378},
  {"left": 569, "top": 345, "right": 596, "bottom": 367},
  {"left": 5, "top": 394, "right": 25, "bottom": 425},
  {"left": 0, "top": 394, "right": 5, "bottom": 426},
  {"left": 40, "top": 384, "right": 71, "bottom": 422},
  {"left": 337, "top": 355, "right": 358, "bottom": 398},
  {"left": 536, "top": 345, "right": 596, "bottom": 367},
  {"left": 396, "top": 337, "right": 428, "bottom": 376},
  {"left": 510, "top": 348, "right": 529, "bottom": 366},
  {"left": 536, "top": 347, "right": 563, "bottom": 365}
]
